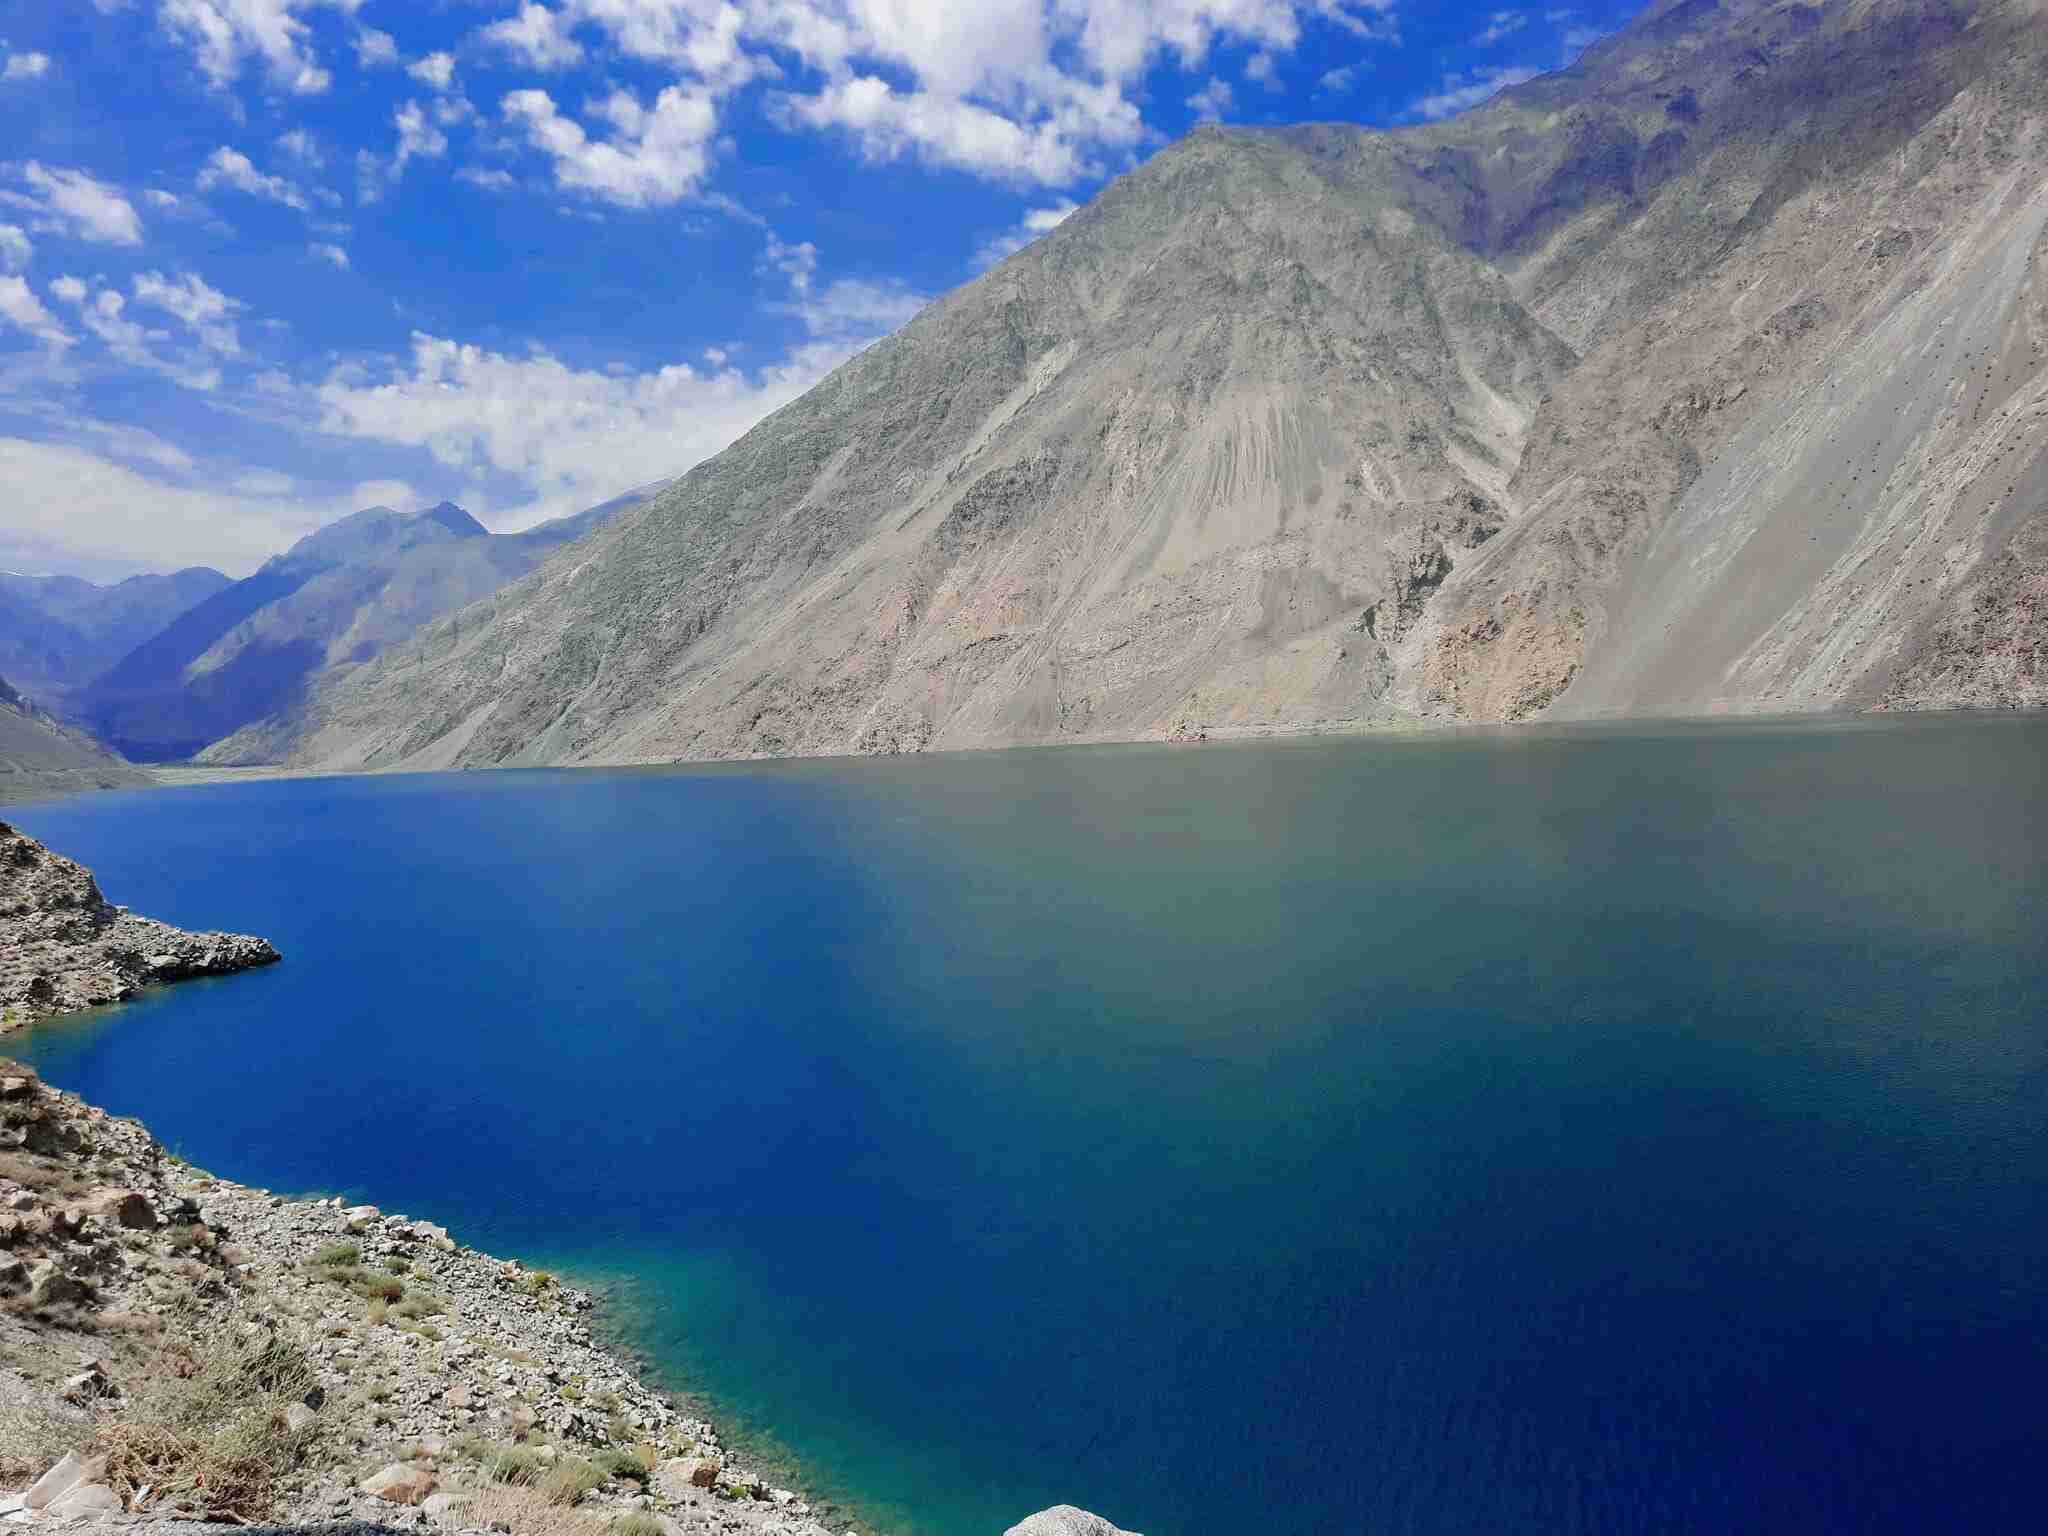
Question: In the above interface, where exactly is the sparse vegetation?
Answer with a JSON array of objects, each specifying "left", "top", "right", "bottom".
[
  {"left": 592, "top": 1447, "right": 650, "bottom": 1485},
  {"left": 540, "top": 1456, "right": 605, "bottom": 1507},
  {"left": 92, "top": 1329, "right": 327, "bottom": 1521},
  {"left": 312, "top": 1242, "right": 360, "bottom": 1267}
]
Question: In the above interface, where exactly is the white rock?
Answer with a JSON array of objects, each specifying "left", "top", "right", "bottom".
[
  {"left": 1004, "top": 1507, "right": 1144, "bottom": 1536},
  {"left": 46, "top": 1484, "right": 122, "bottom": 1521},
  {"left": 25, "top": 1452, "right": 102, "bottom": 1511}
]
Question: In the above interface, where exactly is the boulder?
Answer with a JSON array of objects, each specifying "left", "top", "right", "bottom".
[
  {"left": 286, "top": 1402, "right": 318, "bottom": 1433},
  {"left": 1004, "top": 1508, "right": 1143, "bottom": 1536},
  {"left": 90, "top": 1190, "right": 157, "bottom": 1230},
  {"left": 25, "top": 1451, "right": 106, "bottom": 1511},
  {"left": 0, "top": 1076, "right": 30, "bottom": 1098},
  {"left": 359, "top": 1463, "right": 437, "bottom": 1505},
  {"left": 45, "top": 1483, "right": 123, "bottom": 1521},
  {"left": 61, "top": 1363, "right": 116, "bottom": 1404},
  {"left": 442, "top": 1385, "right": 474, "bottom": 1410},
  {"left": 652, "top": 1456, "right": 722, "bottom": 1500},
  {"left": 421, "top": 1491, "right": 469, "bottom": 1524},
  {"left": 0, "top": 1256, "right": 26, "bottom": 1294},
  {"left": 26, "top": 1259, "right": 87, "bottom": 1308}
]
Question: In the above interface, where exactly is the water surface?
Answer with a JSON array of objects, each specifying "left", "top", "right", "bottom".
[{"left": 12, "top": 717, "right": 2048, "bottom": 1535}]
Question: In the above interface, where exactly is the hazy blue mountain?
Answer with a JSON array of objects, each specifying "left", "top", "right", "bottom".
[
  {"left": 81, "top": 492, "right": 660, "bottom": 762},
  {"left": 0, "top": 567, "right": 231, "bottom": 708}
]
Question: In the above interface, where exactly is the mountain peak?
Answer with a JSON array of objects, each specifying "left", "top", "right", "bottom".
[{"left": 418, "top": 502, "right": 487, "bottom": 538}]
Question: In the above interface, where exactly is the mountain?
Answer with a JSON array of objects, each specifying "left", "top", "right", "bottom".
[
  {"left": 0, "top": 675, "right": 151, "bottom": 800},
  {"left": 0, "top": 568, "right": 232, "bottom": 710},
  {"left": 82, "top": 492, "right": 658, "bottom": 762},
  {"left": 204, "top": 0, "right": 2048, "bottom": 774}
]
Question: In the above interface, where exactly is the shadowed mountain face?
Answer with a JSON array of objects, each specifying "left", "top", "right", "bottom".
[
  {"left": 0, "top": 568, "right": 231, "bottom": 710},
  {"left": 84, "top": 493, "right": 656, "bottom": 763},
  {"left": 206, "top": 0, "right": 2048, "bottom": 773}
]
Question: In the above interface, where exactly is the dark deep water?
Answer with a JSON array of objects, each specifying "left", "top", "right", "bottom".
[{"left": 10, "top": 716, "right": 2048, "bottom": 1536}]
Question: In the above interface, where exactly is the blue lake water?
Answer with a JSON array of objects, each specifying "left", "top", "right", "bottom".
[{"left": 9, "top": 716, "right": 2048, "bottom": 1535}]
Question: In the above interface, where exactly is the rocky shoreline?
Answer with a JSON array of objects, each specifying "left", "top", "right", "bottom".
[
  {"left": 0, "top": 822, "right": 278, "bottom": 1032},
  {"left": 0, "top": 1059, "right": 853, "bottom": 1535}
]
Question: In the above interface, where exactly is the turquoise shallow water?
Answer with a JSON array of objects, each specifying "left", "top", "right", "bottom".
[{"left": 10, "top": 716, "right": 2048, "bottom": 1535}]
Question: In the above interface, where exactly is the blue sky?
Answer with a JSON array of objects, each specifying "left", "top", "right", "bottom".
[{"left": 0, "top": 0, "right": 1639, "bottom": 580}]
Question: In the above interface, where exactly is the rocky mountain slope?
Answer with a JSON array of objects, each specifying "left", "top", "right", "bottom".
[
  {"left": 0, "top": 680, "right": 151, "bottom": 804},
  {"left": 85, "top": 493, "right": 658, "bottom": 763},
  {"left": 0, "top": 570, "right": 231, "bottom": 717},
  {"left": 204, "top": 0, "right": 2048, "bottom": 774},
  {"left": 0, "top": 821, "right": 276, "bottom": 1029}
]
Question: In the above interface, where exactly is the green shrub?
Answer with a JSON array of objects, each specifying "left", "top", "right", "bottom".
[
  {"left": 611, "top": 1517, "right": 666, "bottom": 1536},
  {"left": 487, "top": 1447, "right": 546, "bottom": 1485},
  {"left": 311, "top": 1243, "right": 360, "bottom": 1267},
  {"left": 592, "top": 1449, "right": 649, "bottom": 1485},
  {"left": 382, "top": 1256, "right": 411, "bottom": 1276},
  {"left": 393, "top": 1295, "right": 444, "bottom": 1320}
]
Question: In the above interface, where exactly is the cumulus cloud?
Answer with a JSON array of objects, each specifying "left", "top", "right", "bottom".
[
  {"left": 197, "top": 146, "right": 310, "bottom": 210},
  {"left": 354, "top": 26, "right": 398, "bottom": 67},
  {"left": 3, "top": 49, "right": 52, "bottom": 82},
  {"left": 131, "top": 269, "right": 243, "bottom": 355},
  {"left": 1317, "top": 65, "right": 1354, "bottom": 90},
  {"left": 1186, "top": 76, "right": 1233, "bottom": 122},
  {"left": 310, "top": 241, "right": 349, "bottom": 268},
  {"left": 0, "top": 276, "right": 72, "bottom": 350},
  {"left": 504, "top": 84, "right": 718, "bottom": 207},
  {"left": 392, "top": 101, "right": 450, "bottom": 179},
  {"left": 456, "top": 167, "right": 518, "bottom": 191},
  {"left": 408, "top": 51, "right": 455, "bottom": 90},
  {"left": 1407, "top": 65, "right": 1540, "bottom": 121},
  {"left": 311, "top": 328, "right": 878, "bottom": 531},
  {"left": 276, "top": 128, "right": 324, "bottom": 166},
  {"left": 0, "top": 224, "right": 29, "bottom": 270},
  {"left": 483, "top": 3, "right": 585, "bottom": 70},
  {"left": 159, "top": 0, "right": 354, "bottom": 94},
  {"left": 474, "top": 1, "right": 1399, "bottom": 192},
  {"left": 973, "top": 199, "right": 1078, "bottom": 268},
  {"left": 3, "top": 164, "right": 145, "bottom": 245}
]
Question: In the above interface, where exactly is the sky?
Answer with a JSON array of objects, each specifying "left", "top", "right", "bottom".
[{"left": 0, "top": 0, "right": 1641, "bottom": 581}]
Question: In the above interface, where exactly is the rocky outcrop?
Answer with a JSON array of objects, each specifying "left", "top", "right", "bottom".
[{"left": 0, "top": 822, "right": 277, "bottom": 1031}]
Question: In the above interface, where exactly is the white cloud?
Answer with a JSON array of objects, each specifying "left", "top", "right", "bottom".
[
  {"left": 782, "top": 279, "right": 925, "bottom": 337},
  {"left": 504, "top": 84, "right": 717, "bottom": 207},
  {"left": 408, "top": 50, "right": 455, "bottom": 90},
  {"left": 159, "top": 0, "right": 356, "bottom": 94},
  {"left": 456, "top": 166, "right": 518, "bottom": 191},
  {"left": 392, "top": 102, "right": 450, "bottom": 179},
  {"left": 0, "top": 276, "right": 72, "bottom": 350},
  {"left": 197, "top": 146, "right": 309, "bottom": 211},
  {"left": 1244, "top": 51, "right": 1280, "bottom": 89},
  {"left": 471, "top": 2, "right": 1399, "bottom": 190},
  {"left": 0, "top": 437, "right": 336, "bottom": 576},
  {"left": 5, "top": 164, "right": 144, "bottom": 245},
  {"left": 973, "top": 199, "right": 1077, "bottom": 268},
  {"left": 482, "top": 3, "right": 585, "bottom": 70},
  {"left": 276, "top": 128, "right": 324, "bottom": 166},
  {"left": 3, "top": 50, "right": 52, "bottom": 82},
  {"left": 1562, "top": 24, "right": 1609, "bottom": 56},
  {"left": 131, "top": 269, "right": 243, "bottom": 355},
  {"left": 49, "top": 275, "right": 85, "bottom": 304},
  {"left": 0, "top": 224, "right": 29, "bottom": 270},
  {"left": 311, "top": 327, "right": 877, "bottom": 531},
  {"left": 354, "top": 26, "right": 398, "bottom": 67},
  {"left": 1186, "top": 76, "right": 1233, "bottom": 122},
  {"left": 1407, "top": 65, "right": 1540, "bottom": 121},
  {"left": 1474, "top": 10, "right": 1526, "bottom": 45},
  {"left": 310, "top": 241, "right": 349, "bottom": 268},
  {"left": 1317, "top": 65, "right": 1353, "bottom": 90},
  {"left": 143, "top": 189, "right": 185, "bottom": 210}
]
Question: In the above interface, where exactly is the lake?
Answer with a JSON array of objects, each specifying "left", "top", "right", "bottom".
[{"left": 9, "top": 716, "right": 2048, "bottom": 1535}]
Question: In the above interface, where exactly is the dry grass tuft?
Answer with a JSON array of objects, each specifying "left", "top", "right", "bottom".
[
  {"left": 0, "top": 1392, "right": 77, "bottom": 1483},
  {"left": 425, "top": 1477, "right": 620, "bottom": 1536},
  {"left": 91, "top": 1326, "right": 327, "bottom": 1520}
]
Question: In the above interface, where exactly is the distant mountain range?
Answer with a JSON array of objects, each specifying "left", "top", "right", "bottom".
[
  {"left": 195, "top": 0, "right": 2048, "bottom": 775},
  {"left": 0, "top": 567, "right": 233, "bottom": 710},
  {"left": 76, "top": 490, "right": 659, "bottom": 763}
]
